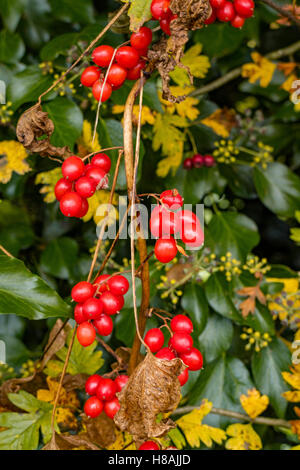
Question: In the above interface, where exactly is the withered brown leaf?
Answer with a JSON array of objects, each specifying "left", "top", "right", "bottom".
[
  {"left": 82, "top": 412, "right": 117, "bottom": 448},
  {"left": 237, "top": 283, "right": 266, "bottom": 318},
  {"left": 40, "top": 319, "right": 71, "bottom": 370},
  {"left": 114, "top": 352, "right": 185, "bottom": 442},
  {"left": 16, "top": 104, "right": 72, "bottom": 159}
]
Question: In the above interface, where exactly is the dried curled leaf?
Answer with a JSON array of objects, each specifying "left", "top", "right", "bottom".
[
  {"left": 16, "top": 104, "right": 72, "bottom": 159},
  {"left": 40, "top": 319, "right": 71, "bottom": 370},
  {"left": 82, "top": 412, "right": 117, "bottom": 448},
  {"left": 114, "top": 352, "right": 185, "bottom": 443}
]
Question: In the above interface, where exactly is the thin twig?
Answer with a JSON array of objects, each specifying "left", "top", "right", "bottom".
[
  {"left": 96, "top": 336, "right": 125, "bottom": 366},
  {"left": 0, "top": 244, "right": 14, "bottom": 258},
  {"left": 260, "top": 0, "right": 300, "bottom": 28}
]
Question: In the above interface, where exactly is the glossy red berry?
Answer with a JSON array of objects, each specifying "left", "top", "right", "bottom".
[
  {"left": 130, "top": 27, "right": 152, "bottom": 50},
  {"left": 234, "top": 0, "right": 254, "bottom": 18},
  {"left": 96, "top": 378, "right": 117, "bottom": 401},
  {"left": 155, "top": 237, "right": 177, "bottom": 263},
  {"left": 82, "top": 297, "right": 103, "bottom": 321},
  {"left": 231, "top": 14, "right": 245, "bottom": 27},
  {"left": 104, "top": 397, "right": 120, "bottom": 419},
  {"left": 84, "top": 396, "right": 103, "bottom": 418},
  {"left": 175, "top": 210, "right": 204, "bottom": 248},
  {"left": 62, "top": 156, "right": 85, "bottom": 181},
  {"left": 80, "top": 66, "right": 101, "bottom": 87},
  {"left": 106, "top": 64, "right": 127, "bottom": 87},
  {"left": 91, "top": 153, "right": 111, "bottom": 173},
  {"left": 210, "top": 0, "right": 226, "bottom": 8},
  {"left": 75, "top": 176, "right": 96, "bottom": 198},
  {"left": 180, "top": 347, "right": 203, "bottom": 371},
  {"left": 94, "top": 274, "right": 110, "bottom": 293},
  {"left": 127, "top": 60, "right": 146, "bottom": 80},
  {"left": 60, "top": 192, "right": 83, "bottom": 218},
  {"left": 151, "top": 0, "right": 171, "bottom": 20},
  {"left": 77, "top": 197, "right": 89, "bottom": 218},
  {"left": 92, "top": 80, "right": 112, "bottom": 102},
  {"left": 139, "top": 441, "right": 160, "bottom": 450},
  {"left": 192, "top": 154, "right": 205, "bottom": 168},
  {"left": 178, "top": 367, "right": 189, "bottom": 386},
  {"left": 150, "top": 205, "right": 176, "bottom": 238},
  {"left": 71, "top": 281, "right": 95, "bottom": 303},
  {"left": 93, "top": 314, "right": 113, "bottom": 336},
  {"left": 92, "top": 45, "right": 115, "bottom": 67},
  {"left": 77, "top": 321, "right": 96, "bottom": 347},
  {"left": 183, "top": 157, "right": 193, "bottom": 169},
  {"left": 217, "top": 1, "right": 235, "bottom": 21},
  {"left": 205, "top": 9, "right": 217, "bottom": 24},
  {"left": 85, "top": 166, "right": 108, "bottom": 188},
  {"left": 85, "top": 374, "right": 103, "bottom": 396},
  {"left": 116, "top": 46, "right": 140, "bottom": 69},
  {"left": 169, "top": 332, "right": 193, "bottom": 354},
  {"left": 171, "top": 314, "right": 193, "bottom": 334},
  {"left": 160, "top": 189, "right": 183, "bottom": 210},
  {"left": 156, "top": 347, "right": 176, "bottom": 360},
  {"left": 114, "top": 375, "right": 129, "bottom": 392},
  {"left": 204, "top": 154, "right": 215, "bottom": 167},
  {"left": 144, "top": 328, "right": 165, "bottom": 353},
  {"left": 160, "top": 12, "right": 177, "bottom": 35},
  {"left": 54, "top": 178, "right": 72, "bottom": 201},
  {"left": 74, "top": 303, "right": 85, "bottom": 324},
  {"left": 100, "top": 291, "right": 122, "bottom": 315},
  {"left": 108, "top": 275, "right": 129, "bottom": 296}
]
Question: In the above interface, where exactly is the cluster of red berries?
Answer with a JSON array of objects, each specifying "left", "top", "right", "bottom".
[
  {"left": 150, "top": 0, "right": 177, "bottom": 35},
  {"left": 80, "top": 27, "right": 153, "bottom": 102},
  {"left": 150, "top": 189, "right": 204, "bottom": 261},
  {"left": 205, "top": 0, "right": 255, "bottom": 28},
  {"left": 72, "top": 274, "right": 129, "bottom": 347},
  {"left": 54, "top": 154, "right": 111, "bottom": 218},
  {"left": 84, "top": 373, "right": 129, "bottom": 419},
  {"left": 145, "top": 314, "right": 203, "bottom": 388},
  {"left": 183, "top": 154, "right": 215, "bottom": 170}
]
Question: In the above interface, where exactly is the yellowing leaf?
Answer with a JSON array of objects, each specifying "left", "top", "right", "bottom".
[
  {"left": 112, "top": 104, "right": 156, "bottom": 125},
  {"left": 0, "top": 140, "right": 30, "bottom": 184},
  {"left": 176, "top": 399, "right": 227, "bottom": 449},
  {"left": 240, "top": 388, "right": 269, "bottom": 419},
  {"left": 201, "top": 108, "right": 236, "bottom": 138},
  {"left": 107, "top": 429, "right": 136, "bottom": 450},
  {"left": 37, "top": 377, "right": 79, "bottom": 409},
  {"left": 77, "top": 120, "right": 101, "bottom": 156},
  {"left": 168, "top": 427, "right": 186, "bottom": 449},
  {"left": 82, "top": 189, "right": 119, "bottom": 226},
  {"left": 35, "top": 167, "right": 61, "bottom": 203},
  {"left": 122, "top": 0, "right": 152, "bottom": 32},
  {"left": 225, "top": 423, "right": 262, "bottom": 450},
  {"left": 242, "top": 52, "right": 276, "bottom": 88},
  {"left": 170, "top": 44, "right": 210, "bottom": 87}
]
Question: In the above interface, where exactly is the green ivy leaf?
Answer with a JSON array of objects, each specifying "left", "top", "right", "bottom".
[
  {"left": 40, "top": 237, "right": 79, "bottom": 280},
  {"left": 40, "top": 33, "right": 79, "bottom": 61},
  {"left": 181, "top": 283, "right": 208, "bottom": 335},
  {"left": 49, "top": 0, "right": 94, "bottom": 24},
  {"left": 204, "top": 272, "right": 241, "bottom": 321},
  {"left": 198, "top": 314, "right": 234, "bottom": 363},
  {"left": 0, "top": 0, "right": 24, "bottom": 31},
  {"left": 0, "top": 30, "right": 25, "bottom": 64}
]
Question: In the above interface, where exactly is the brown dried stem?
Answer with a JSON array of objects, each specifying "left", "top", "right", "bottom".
[
  {"left": 0, "top": 244, "right": 13, "bottom": 258},
  {"left": 260, "top": 0, "right": 300, "bottom": 28}
]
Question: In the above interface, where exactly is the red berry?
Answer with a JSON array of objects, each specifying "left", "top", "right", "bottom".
[
  {"left": 156, "top": 347, "right": 176, "bottom": 360},
  {"left": 60, "top": 192, "right": 84, "bottom": 218},
  {"left": 54, "top": 178, "right": 72, "bottom": 201},
  {"left": 74, "top": 303, "right": 85, "bottom": 324},
  {"left": 183, "top": 157, "right": 193, "bottom": 169},
  {"left": 108, "top": 275, "right": 129, "bottom": 296},
  {"left": 204, "top": 154, "right": 215, "bottom": 167},
  {"left": 85, "top": 374, "right": 103, "bottom": 396},
  {"left": 169, "top": 332, "right": 193, "bottom": 354},
  {"left": 77, "top": 197, "right": 89, "bottom": 218},
  {"left": 93, "top": 314, "right": 114, "bottom": 336},
  {"left": 175, "top": 210, "right": 204, "bottom": 248},
  {"left": 115, "top": 295, "right": 124, "bottom": 311},
  {"left": 178, "top": 367, "right": 189, "bottom": 386},
  {"left": 234, "top": 0, "right": 254, "bottom": 18},
  {"left": 210, "top": 0, "right": 225, "bottom": 8},
  {"left": 82, "top": 297, "right": 103, "bottom": 321},
  {"left": 192, "top": 154, "right": 205, "bottom": 168},
  {"left": 94, "top": 274, "right": 110, "bottom": 294},
  {"left": 106, "top": 64, "right": 127, "bottom": 87},
  {"left": 127, "top": 60, "right": 146, "bottom": 80},
  {"left": 217, "top": 1, "right": 235, "bottom": 21},
  {"left": 71, "top": 281, "right": 95, "bottom": 303},
  {"left": 144, "top": 328, "right": 165, "bottom": 353},
  {"left": 151, "top": 0, "right": 171, "bottom": 20},
  {"left": 160, "top": 189, "right": 183, "bottom": 210},
  {"left": 114, "top": 375, "right": 129, "bottom": 392},
  {"left": 159, "top": 12, "right": 177, "bottom": 35},
  {"left": 96, "top": 378, "right": 117, "bottom": 401},
  {"left": 205, "top": 9, "right": 217, "bottom": 24},
  {"left": 84, "top": 396, "right": 103, "bottom": 418},
  {"left": 130, "top": 27, "right": 152, "bottom": 50},
  {"left": 180, "top": 347, "right": 203, "bottom": 371},
  {"left": 81, "top": 66, "right": 101, "bottom": 87},
  {"left": 92, "top": 80, "right": 112, "bottom": 102},
  {"left": 91, "top": 153, "right": 111, "bottom": 173},
  {"left": 85, "top": 166, "right": 108, "bottom": 189},
  {"left": 75, "top": 176, "right": 96, "bottom": 198},
  {"left": 154, "top": 237, "right": 177, "bottom": 263},
  {"left": 62, "top": 156, "right": 84, "bottom": 181},
  {"left": 92, "top": 45, "right": 115, "bottom": 67},
  {"left": 171, "top": 314, "right": 193, "bottom": 334},
  {"left": 100, "top": 291, "right": 122, "bottom": 315},
  {"left": 150, "top": 205, "right": 176, "bottom": 238},
  {"left": 77, "top": 322, "right": 96, "bottom": 347},
  {"left": 116, "top": 46, "right": 140, "bottom": 69},
  {"left": 231, "top": 14, "right": 245, "bottom": 27},
  {"left": 104, "top": 397, "right": 120, "bottom": 419},
  {"left": 139, "top": 441, "right": 160, "bottom": 450}
]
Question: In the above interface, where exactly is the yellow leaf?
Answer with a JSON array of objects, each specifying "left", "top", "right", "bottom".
[
  {"left": 0, "top": 140, "right": 30, "bottom": 184},
  {"left": 170, "top": 44, "right": 210, "bottom": 86},
  {"left": 176, "top": 399, "right": 227, "bottom": 449},
  {"left": 225, "top": 423, "right": 262, "bottom": 450},
  {"left": 35, "top": 167, "right": 61, "bottom": 203},
  {"left": 77, "top": 120, "right": 101, "bottom": 155},
  {"left": 282, "top": 368, "right": 300, "bottom": 391},
  {"left": 240, "top": 388, "right": 269, "bottom": 419},
  {"left": 168, "top": 427, "right": 186, "bottom": 449},
  {"left": 290, "top": 420, "right": 300, "bottom": 439},
  {"left": 82, "top": 189, "right": 119, "bottom": 226},
  {"left": 107, "top": 429, "right": 136, "bottom": 450},
  {"left": 201, "top": 108, "right": 236, "bottom": 138},
  {"left": 112, "top": 104, "right": 156, "bottom": 126},
  {"left": 242, "top": 52, "right": 276, "bottom": 88}
]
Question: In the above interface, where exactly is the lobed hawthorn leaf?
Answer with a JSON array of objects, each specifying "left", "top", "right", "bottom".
[{"left": 121, "top": 0, "right": 152, "bottom": 32}]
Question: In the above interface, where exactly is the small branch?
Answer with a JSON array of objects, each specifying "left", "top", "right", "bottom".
[
  {"left": 96, "top": 336, "right": 125, "bottom": 367},
  {"left": 260, "top": 0, "right": 300, "bottom": 28},
  {"left": 0, "top": 244, "right": 14, "bottom": 258}
]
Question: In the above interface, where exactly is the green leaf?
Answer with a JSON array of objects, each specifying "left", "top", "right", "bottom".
[
  {"left": 181, "top": 283, "right": 208, "bottom": 335},
  {"left": 220, "top": 164, "right": 257, "bottom": 199},
  {"left": 40, "top": 237, "right": 79, "bottom": 280},
  {"left": 0, "top": 335, "right": 30, "bottom": 366},
  {"left": 49, "top": 0, "right": 94, "bottom": 24},
  {"left": 251, "top": 338, "right": 291, "bottom": 418},
  {"left": 0, "top": 30, "right": 25, "bottom": 64},
  {"left": 198, "top": 314, "right": 234, "bottom": 363},
  {"left": 206, "top": 211, "right": 260, "bottom": 261},
  {"left": 40, "top": 33, "right": 79, "bottom": 61},
  {"left": 0, "top": 201, "right": 34, "bottom": 256},
  {"left": 254, "top": 162, "right": 300, "bottom": 218},
  {"left": 44, "top": 97, "right": 83, "bottom": 150},
  {"left": 0, "top": 0, "right": 24, "bottom": 31},
  {"left": 0, "top": 255, "right": 71, "bottom": 320},
  {"left": 204, "top": 272, "right": 241, "bottom": 321},
  {"left": 123, "top": 0, "right": 152, "bottom": 31},
  {"left": 194, "top": 23, "right": 245, "bottom": 58},
  {"left": 174, "top": 166, "right": 226, "bottom": 204}
]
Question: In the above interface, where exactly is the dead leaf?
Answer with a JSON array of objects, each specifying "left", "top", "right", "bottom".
[
  {"left": 114, "top": 352, "right": 185, "bottom": 443},
  {"left": 237, "top": 282, "right": 266, "bottom": 318},
  {"left": 166, "top": 262, "right": 193, "bottom": 284},
  {"left": 62, "top": 373, "right": 88, "bottom": 392},
  {"left": 82, "top": 412, "right": 117, "bottom": 448},
  {"left": 43, "top": 432, "right": 100, "bottom": 450},
  {"left": 40, "top": 319, "right": 71, "bottom": 370}
]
